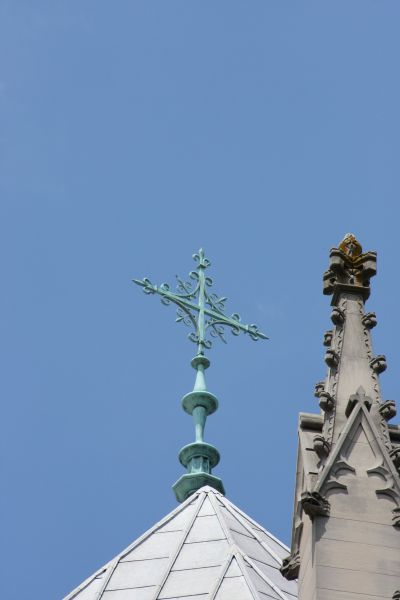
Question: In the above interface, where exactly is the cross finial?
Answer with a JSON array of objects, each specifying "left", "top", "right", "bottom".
[
  {"left": 134, "top": 248, "right": 267, "bottom": 356},
  {"left": 134, "top": 249, "right": 268, "bottom": 501}
]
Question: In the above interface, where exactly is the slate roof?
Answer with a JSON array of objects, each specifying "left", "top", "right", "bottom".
[{"left": 64, "top": 486, "right": 298, "bottom": 600}]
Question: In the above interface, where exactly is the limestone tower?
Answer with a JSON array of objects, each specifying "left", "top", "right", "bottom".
[{"left": 282, "top": 235, "right": 400, "bottom": 599}]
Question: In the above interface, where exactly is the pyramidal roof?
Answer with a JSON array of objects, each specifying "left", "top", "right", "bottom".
[{"left": 64, "top": 486, "right": 298, "bottom": 600}]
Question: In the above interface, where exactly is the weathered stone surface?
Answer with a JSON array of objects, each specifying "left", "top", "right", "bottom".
[{"left": 289, "top": 237, "right": 400, "bottom": 600}]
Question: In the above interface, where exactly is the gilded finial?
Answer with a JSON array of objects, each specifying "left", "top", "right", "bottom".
[
  {"left": 323, "top": 234, "right": 377, "bottom": 302},
  {"left": 339, "top": 233, "right": 362, "bottom": 261}
]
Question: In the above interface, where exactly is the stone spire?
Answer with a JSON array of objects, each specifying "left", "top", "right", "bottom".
[
  {"left": 283, "top": 234, "right": 400, "bottom": 599},
  {"left": 319, "top": 232, "right": 386, "bottom": 451}
]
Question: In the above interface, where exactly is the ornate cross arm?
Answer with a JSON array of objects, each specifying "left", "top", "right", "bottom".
[{"left": 133, "top": 248, "right": 267, "bottom": 356}]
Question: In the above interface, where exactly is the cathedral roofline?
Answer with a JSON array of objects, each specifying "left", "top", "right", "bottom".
[{"left": 64, "top": 486, "right": 297, "bottom": 600}]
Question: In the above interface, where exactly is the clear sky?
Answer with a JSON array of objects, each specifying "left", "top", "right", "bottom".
[{"left": 1, "top": 2, "right": 400, "bottom": 599}]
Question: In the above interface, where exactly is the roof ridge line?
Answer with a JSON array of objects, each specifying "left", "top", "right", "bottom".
[
  {"left": 207, "top": 552, "right": 235, "bottom": 600},
  {"left": 91, "top": 556, "right": 120, "bottom": 600},
  {"left": 242, "top": 553, "right": 291, "bottom": 600},
  {"left": 118, "top": 489, "right": 200, "bottom": 560},
  {"left": 209, "top": 545, "right": 260, "bottom": 600},
  {"left": 151, "top": 490, "right": 207, "bottom": 600},
  {"left": 219, "top": 494, "right": 290, "bottom": 553},
  {"left": 207, "top": 490, "right": 236, "bottom": 547},
  {"left": 233, "top": 549, "right": 263, "bottom": 600},
  {"left": 63, "top": 564, "right": 110, "bottom": 600},
  {"left": 64, "top": 489, "right": 201, "bottom": 599},
  {"left": 218, "top": 495, "right": 284, "bottom": 565}
]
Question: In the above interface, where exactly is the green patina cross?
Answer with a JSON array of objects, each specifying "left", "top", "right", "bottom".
[
  {"left": 133, "top": 248, "right": 267, "bottom": 357},
  {"left": 133, "top": 249, "right": 268, "bottom": 502}
]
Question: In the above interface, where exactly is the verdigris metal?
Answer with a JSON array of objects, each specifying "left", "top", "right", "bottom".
[
  {"left": 134, "top": 249, "right": 267, "bottom": 501},
  {"left": 133, "top": 248, "right": 267, "bottom": 354}
]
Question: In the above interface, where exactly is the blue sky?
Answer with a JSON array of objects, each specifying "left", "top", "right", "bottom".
[{"left": 1, "top": 2, "right": 400, "bottom": 599}]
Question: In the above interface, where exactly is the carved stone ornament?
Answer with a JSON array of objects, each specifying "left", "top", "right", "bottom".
[
  {"left": 370, "top": 355, "right": 387, "bottom": 374},
  {"left": 389, "top": 447, "right": 400, "bottom": 471},
  {"left": 301, "top": 491, "right": 330, "bottom": 518},
  {"left": 330, "top": 306, "right": 345, "bottom": 325},
  {"left": 345, "top": 389, "right": 372, "bottom": 418},
  {"left": 392, "top": 507, "right": 400, "bottom": 528},
  {"left": 362, "top": 312, "right": 377, "bottom": 329},
  {"left": 325, "top": 348, "right": 339, "bottom": 369},
  {"left": 393, "top": 591, "right": 400, "bottom": 600},
  {"left": 323, "top": 234, "right": 377, "bottom": 300},
  {"left": 319, "top": 391, "right": 334, "bottom": 412},
  {"left": 379, "top": 400, "right": 397, "bottom": 422},
  {"left": 280, "top": 551, "right": 300, "bottom": 581},
  {"left": 313, "top": 435, "right": 331, "bottom": 460},
  {"left": 324, "top": 455, "right": 356, "bottom": 494},
  {"left": 314, "top": 380, "right": 325, "bottom": 398},
  {"left": 323, "top": 330, "right": 333, "bottom": 346}
]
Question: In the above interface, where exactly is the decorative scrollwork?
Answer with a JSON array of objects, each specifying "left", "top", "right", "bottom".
[
  {"left": 206, "top": 292, "right": 227, "bottom": 313},
  {"left": 176, "top": 274, "right": 198, "bottom": 297},
  {"left": 140, "top": 278, "right": 156, "bottom": 294},
  {"left": 176, "top": 306, "right": 196, "bottom": 329},
  {"left": 133, "top": 248, "right": 268, "bottom": 354}
]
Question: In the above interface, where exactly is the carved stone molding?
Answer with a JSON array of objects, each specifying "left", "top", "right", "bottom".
[
  {"left": 325, "top": 349, "right": 339, "bottom": 369},
  {"left": 323, "top": 456, "right": 356, "bottom": 494},
  {"left": 345, "top": 388, "right": 372, "bottom": 418},
  {"left": 319, "top": 391, "right": 334, "bottom": 413},
  {"left": 313, "top": 435, "right": 331, "bottom": 460},
  {"left": 314, "top": 380, "right": 325, "bottom": 398},
  {"left": 325, "top": 300, "right": 345, "bottom": 446},
  {"left": 379, "top": 400, "right": 397, "bottom": 422},
  {"left": 323, "top": 330, "right": 333, "bottom": 347},
  {"left": 389, "top": 448, "right": 400, "bottom": 471},
  {"left": 301, "top": 491, "right": 330, "bottom": 518},
  {"left": 330, "top": 307, "right": 345, "bottom": 325},
  {"left": 361, "top": 305, "right": 373, "bottom": 362},
  {"left": 345, "top": 385, "right": 372, "bottom": 418},
  {"left": 331, "top": 457, "right": 356, "bottom": 478},
  {"left": 280, "top": 551, "right": 300, "bottom": 581},
  {"left": 392, "top": 507, "right": 400, "bottom": 529},
  {"left": 362, "top": 312, "right": 377, "bottom": 329},
  {"left": 367, "top": 460, "right": 400, "bottom": 518},
  {"left": 370, "top": 355, "right": 387, "bottom": 374},
  {"left": 324, "top": 456, "right": 356, "bottom": 493}
]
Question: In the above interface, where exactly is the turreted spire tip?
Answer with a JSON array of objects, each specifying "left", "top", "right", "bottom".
[{"left": 323, "top": 235, "right": 377, "bottom": 302}]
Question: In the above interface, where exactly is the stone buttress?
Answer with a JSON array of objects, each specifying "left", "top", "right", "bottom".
[{"left": 282, "top": 234, "right": 400, "bottom": 600}]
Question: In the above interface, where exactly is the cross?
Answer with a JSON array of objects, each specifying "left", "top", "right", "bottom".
[
  {"left": 133, "top": 248, "right": 268, "bottom": 357},
  {"left": 133, "top": 249, "right": 268, "bottom": 501}
]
